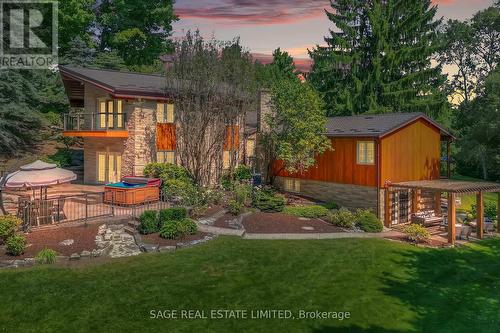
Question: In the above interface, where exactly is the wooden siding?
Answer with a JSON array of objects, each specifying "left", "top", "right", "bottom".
[
  {"left": 380, "top": 119, "right": 441, "bottom": 187},
  {"left": 275, "top": 137, "right": 377, "bottom": 187},
  {"left": 156, "top": 123, "right": 176, "bottom": 150},
  {"left": 224, "top": 125, "right": 240, "bottom": 150}
]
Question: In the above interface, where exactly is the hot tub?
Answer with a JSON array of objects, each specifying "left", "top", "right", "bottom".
[{"left": 104, "top": 177, "right": 161, "bottom": 206}]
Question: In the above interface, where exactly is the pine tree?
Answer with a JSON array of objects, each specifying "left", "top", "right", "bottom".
[{"left": 310, "top": 0, "right": 449, "bottom": 120}]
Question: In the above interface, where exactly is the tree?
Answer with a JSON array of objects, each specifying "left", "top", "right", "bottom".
[
  {"left": 439, "top": 20, "right": 477, "bottom": 104},
  {"left": 260, "top": 79, "right": 331, "bottom": 182},
  {"left": 455, "top": 67, "right": 500, "bottom": 181},
  {"left": 58, "top": 0, "right": 95, "bottom": 56},
  {"left": 309, "top": 0, "right": 448, "bottom": 120},
  {"left": 97, "top": 0, "right": 178, "bottom": 66},
  {"left": 164, "top": 32, "right": 257, "bottom": 185},
  {"left": 255, "top": 48, "right": 299, "bottom": 88}
]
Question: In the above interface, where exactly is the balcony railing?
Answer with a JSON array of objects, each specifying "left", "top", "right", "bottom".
[{"left": 63, "top": 113, "right": 127, "bottom": 131}]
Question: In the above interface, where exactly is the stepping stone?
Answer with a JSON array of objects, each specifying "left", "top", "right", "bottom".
[{"left": 59, "top": 239, "right": 74, "bottom": 246}]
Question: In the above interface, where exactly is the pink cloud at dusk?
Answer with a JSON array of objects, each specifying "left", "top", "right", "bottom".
[{"left": 176, "top": 0, "right": 463, "bottom": 26}]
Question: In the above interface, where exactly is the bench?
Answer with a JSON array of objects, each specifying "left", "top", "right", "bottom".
[{"left": 411, "top": 210, "right": 444, "bottom": 226}]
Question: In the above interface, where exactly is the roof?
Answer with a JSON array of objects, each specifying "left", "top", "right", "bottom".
[
  {"left": 59, "top": 65, "right": 169, "bottom": 99},
  {"left": 389, "top": 179, "right": 500, "bottom": 193},
  {"left": 326, "top": 113, "right": 453, "bottom": 139}
]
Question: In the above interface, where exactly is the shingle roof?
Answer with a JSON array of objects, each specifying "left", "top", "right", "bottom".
[
  {"left": 326, "top": 113, "right": 453, "bottom": 139},
  {"left": 59, "top": 66, "right": 169, "bottom": 98}
]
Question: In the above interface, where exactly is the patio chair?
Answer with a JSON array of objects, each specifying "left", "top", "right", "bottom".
[
  {"left": 35, "top": 200, "right": 55, "bottom": 226},
  {"left": 458, "top": 225, "right": 472, "bottom": 240},
  {"left": 484, "top": 222, "right": 495, "bottom": 235}
]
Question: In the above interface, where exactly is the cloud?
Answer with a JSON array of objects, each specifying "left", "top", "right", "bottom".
[
  {"left": 176, "top": 0, "right": 456, "bottom": 25},
  {"left": 175, "top": 0, "right": 328, "bottom": 25}
]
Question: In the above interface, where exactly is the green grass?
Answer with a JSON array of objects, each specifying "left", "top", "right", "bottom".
[
  {"left": 1, "top": 237, "right": 499, "bottom": 332},
  {"left": 452, "top": 174, "right": 498, "bottom": 212}
]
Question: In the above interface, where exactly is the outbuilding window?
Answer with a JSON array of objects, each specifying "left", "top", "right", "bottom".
[{"left": 357, "top": 141, "right": 375, "bottom": 165}]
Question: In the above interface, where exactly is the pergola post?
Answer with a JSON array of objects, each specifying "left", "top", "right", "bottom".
[
  {"left": 476, "top": 191, "right": 484, "bottom": 239},
  {"left": 412, "top": 189, "right": 420, "bottom": 214},
  {"left": 384, "top": 189, "right": 391, "bottom": 227},
  {"left": 434, "top": 191, "right": 441, "bottom": 216},
  {"left": 448, "top": 192, "right": 456, "bottom": 245}
]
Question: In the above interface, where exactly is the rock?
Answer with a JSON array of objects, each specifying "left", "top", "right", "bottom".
[
  {"left": 13, "top": 259, "right": 26, "bottom": 267},
  {"left": 158, "top": 245, "right": 176, "bottom": 252},
  {"left": 91, "top": 249, "right": 102, "bottom": 257},
  {"left": 69, "top": 253, "right": 80, "bottom": 260},
  {"left": 104, "top": 234, "right": 112, "bottom": 241},
  {"left": 140, "top": 243, "right": 158, "bottom": 253},
  {"left": 298, "top": 217, "right": 311, "bottom": 221},
  {"left": 301, "top": 226, "right": 315, "bottom": 231},
  {"left": 24, "top": 258, "right": 36, "bottom": 265},
  {"left": 59, "top": 239, "right": 74, "bottom": 246},
  {"left": 95, "top": 235, "right": 103, "bottom": 242},
  {"left": 80, "top": 250, "right": 91, "bottom": 258}
]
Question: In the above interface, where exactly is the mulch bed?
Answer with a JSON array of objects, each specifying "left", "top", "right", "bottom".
[
  {"left": 242, "top": 212, "right": 344, "bottom": 234},
  {"left": 279, "top": 192, "right": 320, "bottom": 206},
  {"left": 212, "top": 213, "right": 241, "bottom": 229},
  {"left": 141, "top": 231, "right": 211, "bottom": 246},
  {"left": 0, "top": 224, "right": 99, "bottom": 260}
]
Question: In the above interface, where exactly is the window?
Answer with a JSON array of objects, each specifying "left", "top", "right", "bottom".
[
  {"left": 284, "top": 178, "right": 301, "bottom": 193},
  {"left": 97, "top": 152, "right": 122, "bottom": 183},
  {"left": 246, "top": 139, "right": 255, "bottom": 159},
  {"left": 157, "top": 151, "right": 176, "bottom": 164},
  {"left": 357, "top": 141, "right": 375, "bottom": 165},
  {"left": 157, "top": 103, "right": 175, "bottom": 123},
  {"left": 97, "top": 99, "right": 123, "bottom": 129},
  {"left": 223, "top": 150, "right": 239, "bottom": 170}
]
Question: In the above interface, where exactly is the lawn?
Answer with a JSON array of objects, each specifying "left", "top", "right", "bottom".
[
  {"left": 0, "top": 237, "right": 499, "bottom": 333},
  {"left": 452, "top": 174, "right": 498, "bottom": 212}
]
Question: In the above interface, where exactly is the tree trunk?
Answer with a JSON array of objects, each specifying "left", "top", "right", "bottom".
[
  {"left": 480, "top": 155, "right": 488, "bottom": 180},
  {"left": 0, "top": 175, "right": 7, "bottom": 215}
]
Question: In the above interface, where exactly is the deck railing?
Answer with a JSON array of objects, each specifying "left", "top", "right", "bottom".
[
  {"left": 63, "top": 113, "right": 127, "bottom": 131},
  {"left": 13, "top": 191, "right": 171, "bottom": 231}
]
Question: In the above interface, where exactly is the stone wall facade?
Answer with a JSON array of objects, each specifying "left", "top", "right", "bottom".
[{"left": 275, "top": 176, "right": 379, "bottom": 215}]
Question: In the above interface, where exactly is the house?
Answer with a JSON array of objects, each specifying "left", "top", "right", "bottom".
[
  {"left": 59, "top": 66, "right": 254, "bottom": 185},
  {"left": 60, "top": 66, "right": 458, "bottom": 226},
  {"left": 273, "top": 113, "right": 455, "bottom": 225}
]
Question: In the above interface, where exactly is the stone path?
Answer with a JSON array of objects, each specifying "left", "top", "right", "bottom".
[{"left": 95, "top": 224, "right": 142, "bottom": 258}]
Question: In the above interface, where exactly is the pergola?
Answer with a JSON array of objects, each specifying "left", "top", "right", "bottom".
[{"left": 387, "top": 179, "right": 500, "bottom": 245}]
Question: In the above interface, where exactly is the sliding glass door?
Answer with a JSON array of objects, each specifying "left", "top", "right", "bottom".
[{"left": 97, "top": 152, "right": 122, "bottom": 183}]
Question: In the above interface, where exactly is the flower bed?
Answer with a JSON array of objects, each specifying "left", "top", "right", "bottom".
[{"left": 0, "top": 224, "right": 99, "bottom": 260}]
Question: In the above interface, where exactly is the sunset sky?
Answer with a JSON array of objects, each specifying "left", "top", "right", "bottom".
[{"left": 173, "top": 0, "right": 494, "bottom": 60}]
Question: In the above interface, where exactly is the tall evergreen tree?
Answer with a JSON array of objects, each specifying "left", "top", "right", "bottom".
[{"left": 310, "top": 0, "right": 448, "bottom": 120}]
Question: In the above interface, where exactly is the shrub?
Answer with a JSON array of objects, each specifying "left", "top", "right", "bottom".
[
  {"left": 159, "top": 207, "right": 187, "bottom": 224},
  {"left": 159, "top": 218, "right": 198, "bottom": 239},
  {"left": 234, "top": 182, "right": 252, "bottom": 206},
  {"left": 471, "top": 202, "right": 498, "bottom": 219},
  {"left": 35, "top": 248, "right": 57, "bottom": 264},
  {"left": 355, "top": 209, "right": 383, "bottom": 233},
  {"left": 163, "top": 179, "right": 199, "bottom": 204},
  {"left": 252, "top": 189, "right": 285, "bottom": 213},
  {"left": 403, "top": 224, "right": 430, "bottom": 243},
  {"left": 283, "top": 205, "right": 329, "bottom": 218},
  {"left": 6, "top": 235, "right": 27, "bottom": 256},
  {"left": 228, "top": 199, "right": 243, "bottom": 215},
  {"left": 322, "top": 202, "right": 340, "bottom": 210},
  {"left": 234, "top": 165, "right": 252, "bottom": 181},
  {"left": 0, "top": 215, "right": 21, "bottom": 243},
  {"left": 144, "top": 163, "right": 192, "bottom": 182},
  {"left": 327, "top": 208, "right": 355, "bottom": 228},
  {"left": 138, "top": 210, "right": 159, "bottom": 234}
]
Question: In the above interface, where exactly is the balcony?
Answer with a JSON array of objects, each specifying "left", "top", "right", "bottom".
[{"left": 63, "top": 113, "right": 129, "bottom": 138}]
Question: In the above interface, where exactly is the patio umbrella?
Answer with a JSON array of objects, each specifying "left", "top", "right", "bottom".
[{"left": 4, "top": 160, "right": 77, "bottom": 199}]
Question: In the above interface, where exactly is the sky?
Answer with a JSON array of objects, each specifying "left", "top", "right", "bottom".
[{"left": 173, "top": 0, "right": 494, "bottom": 63}]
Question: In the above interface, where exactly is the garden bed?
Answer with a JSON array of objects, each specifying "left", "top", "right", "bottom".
[
  {"left": 0, "top": 224, "right": 99, "bottom": 260},
  {"left": 242, "top": 212, "right": 344, "bottom": 234},
  {"left": 140, "top": 231, "right": 212, "bottom": 247},
  {"left": 212, "top": 213, "right": 243, "bottom": 229}
]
